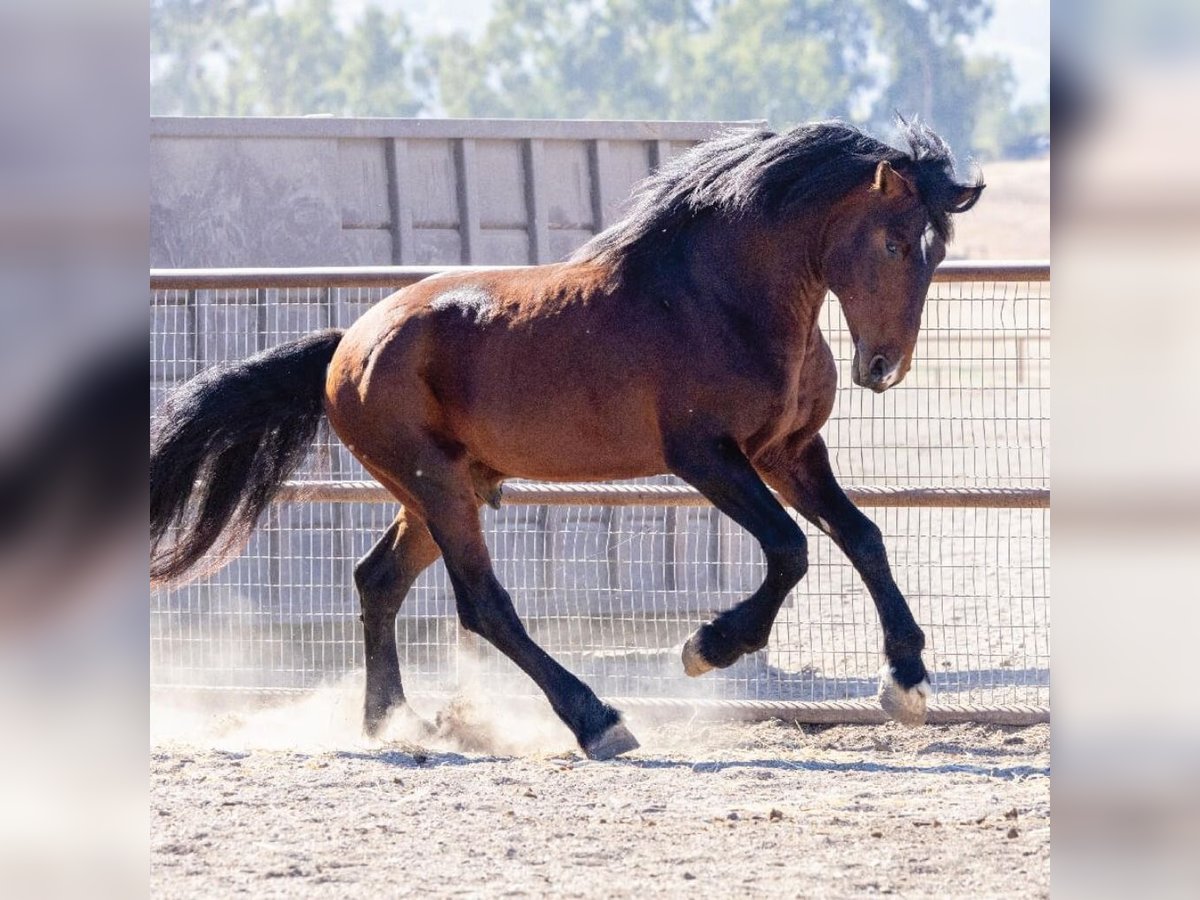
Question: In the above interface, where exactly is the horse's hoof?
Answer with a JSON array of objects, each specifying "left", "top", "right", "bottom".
[
  {"left": 878, "top": 667, "right": 931, "bottom": 727},
  {"left": 583, "top": 721, "right": 640, "bottom": 760},
  {"left": 405, "top": 712, "right": 438, "bottom": 740},
  {"left": 681, "top": 630, "right": 715, "bottom": 677},
  {"left": 364, "top": 704, "right": 434, "bottom": 740},
  {"left": 363, "top": 712, "right": 388, "bottom": 739}
]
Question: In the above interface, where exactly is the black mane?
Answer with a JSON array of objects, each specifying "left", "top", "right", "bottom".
[{"left": 574, "top": 119, "right": 981, "bottom": 281}]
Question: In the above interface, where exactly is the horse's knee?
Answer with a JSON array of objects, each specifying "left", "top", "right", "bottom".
[
  {"left": 356, "top": 517, "right": 439, "bottom": 610},
  {"left": 766, "top": 535, "right": 808, "bottom": 586},
  {"left": 851, "top": 518, "right": 886, "bottom": 561},
  {"left": 455, "top": 601, "right": 486, "bottom": 637},
  {"left": 458, "top": 606, "right": 504, "bottom": 644},
  {"left": 455, "top": 580, "right": 522, "bottom": 646}
]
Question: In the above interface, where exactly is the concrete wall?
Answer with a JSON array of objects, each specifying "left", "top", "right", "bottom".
[{"left": 150, "top": 117, "right": 751, "bottom": 267}]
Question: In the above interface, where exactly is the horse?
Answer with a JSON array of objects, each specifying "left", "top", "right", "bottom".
[{"left": 151, "top": 119, "right": 983, "bottom": 760}]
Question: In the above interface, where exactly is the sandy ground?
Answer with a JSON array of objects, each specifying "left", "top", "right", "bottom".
[{"left": 151, "top": 686, "right": 1049, "bottom": 899}]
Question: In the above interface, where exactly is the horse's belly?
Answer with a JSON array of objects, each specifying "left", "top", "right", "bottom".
[{"left": 456, "top": 388, "right": 667, "bottom": 482}]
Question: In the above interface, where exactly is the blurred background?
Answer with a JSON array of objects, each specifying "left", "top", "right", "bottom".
[
  {"left": 150, "top": 0, "right": 1049, "bottom": 158},
  {"left": 1053, "top": 2, "right": 1200, "bottom": 897},
  {"left": 149, "top": 0, "right": 1051, "bottom": 259},
  {"left": 5, "top": 0, "right": 1200, "bottom": 896}
]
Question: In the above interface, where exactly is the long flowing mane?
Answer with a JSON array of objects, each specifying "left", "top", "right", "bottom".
[{"left": 574, "top": 119, "right": 982, "bottom": 284}]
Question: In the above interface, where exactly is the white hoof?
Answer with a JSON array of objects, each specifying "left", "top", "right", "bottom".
[
  {"left": 878, "top": 667, "right": 931, "bottom": 727},
  {"left": 681, "top": 631, "right": 714, "bottom": 677}
]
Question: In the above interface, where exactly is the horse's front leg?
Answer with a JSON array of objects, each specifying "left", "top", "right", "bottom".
[
  {"left": 760, "top": 436, "right": 930, "bottom": 726},
  {"left": 664, "top": 434, "right": 809, "bottom": 676}
]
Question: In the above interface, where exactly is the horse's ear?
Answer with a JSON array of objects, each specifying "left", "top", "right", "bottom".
[
  {"left": 873, "top": 160, "right": 915, "bottom": 198},
  {"left": 950, "top": 181, "right": 986, "bottom": 214}
]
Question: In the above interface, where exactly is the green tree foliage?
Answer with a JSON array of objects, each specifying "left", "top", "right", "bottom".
[
  {"left": 426, "top": 0, "right": 875, "bottom": 123},
  {"left": 426, "top": 0, "right": 675, "bottom": 118},
  {"left": 150, "top": 0, "right": 423, "bottom": 116},
  {"left": 664, "top": 0, "right": 876, "bottom": 123},
  {"left": 966, "top": 55, "right": 1050, "bottom": 160},
  {"left": 227, "top": 0, "right": 345, "bottom": 114},
  {"left": 151, "top": 0, "right": 263, "bottom": 115},
  {"left": 865, "top": 0, "right": 996, "bottom": 162},
  {"left": 335, "top": 6, "right": 426, "bottom": 117},
  {"left": 150, "top": 0, "right": 1046, "bottom": 160}
]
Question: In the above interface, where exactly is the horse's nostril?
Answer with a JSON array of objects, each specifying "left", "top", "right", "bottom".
[{"left": 868, "top": 355, "right": 889, "bottom": 381}]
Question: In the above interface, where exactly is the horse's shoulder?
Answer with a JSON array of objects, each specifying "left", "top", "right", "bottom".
[
  {"left": 806, "top": 325, "right": 838, "bottom": 385},
  {"left": 780, "top": 326, "right": 839, "bottom": 432}
]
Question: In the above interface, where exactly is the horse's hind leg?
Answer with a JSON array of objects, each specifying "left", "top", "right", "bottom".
[
  {"left": 355, "top": 508, "right": 441, "bottom": 737},
  {"left": 414, "top": 478, "right": 637, "bottom": 760},
  {"left": 664, "top": 435, "right": 809, "bottom": 675}
]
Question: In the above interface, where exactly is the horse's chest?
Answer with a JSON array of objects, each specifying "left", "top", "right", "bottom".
[
  {"left": 790, "top": 341, "right": 839, "bottom": 430},
  {"left": 767, "top": 337, "right": 838, "bottom": 433}
]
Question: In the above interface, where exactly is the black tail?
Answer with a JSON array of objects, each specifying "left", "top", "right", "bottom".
[{"left": 150, "top": 330, "right": 344, "bottom": 585}]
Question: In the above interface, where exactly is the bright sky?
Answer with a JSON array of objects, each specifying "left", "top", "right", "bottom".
[
  {"left": 332, "top": 0, "right": 1050, "bottom": 107},
  {"left": 965, "top": 0, "right": 1051, "bottom": 107}
]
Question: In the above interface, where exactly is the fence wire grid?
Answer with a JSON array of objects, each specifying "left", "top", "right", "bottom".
[{"left": 151, "top": 270, "right": 1049, "bottom": 713}]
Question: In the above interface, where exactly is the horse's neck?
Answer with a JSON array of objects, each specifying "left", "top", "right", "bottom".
[{"left": 690, "top": 220, "right": 829, "bottom": 350}]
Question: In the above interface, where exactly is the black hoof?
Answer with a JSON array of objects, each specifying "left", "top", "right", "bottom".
[
  {"left": 582, "top": 721, "right": 640, "bottom": 760},
  {"left": 363, "top": 709, "right": 389, "bottom": 739}
]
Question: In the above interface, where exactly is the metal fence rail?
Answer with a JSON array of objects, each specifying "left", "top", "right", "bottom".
[
  {"left": 149, "top": 260, "right": 1051, "bottom": 290},
  {"left": 275, "top": 480, "right": 1048, "bottom": 509},
  {"left": 150, "top": 262, "right": 1049, "bottom": 721}
]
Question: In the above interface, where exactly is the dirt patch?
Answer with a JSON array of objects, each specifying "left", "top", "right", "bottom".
[{"left": 152, "top": 689, "right": 1048, "bottom": 898}]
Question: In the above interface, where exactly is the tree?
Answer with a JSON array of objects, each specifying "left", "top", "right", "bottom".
[
  {"left": 151, "top": 0, "right": 424, "bottom": 116},
  {"left": 149, "top": 0, "right": 1045, "bottom": 160},
  {"left": 151, "top": 0, "right": 265, "bottom": 115},
  {"left": 334, "top": 6, "right": 425, "bottom": 116},
  {"left": 864, "top": 0, "right": 994, "bottom": 163},
  {"left": 426, "top": 0, "right": 881, "bottom": 124},
  {"left": 664, "top": 0, "right": 876, "bottom": 123},
  {"left": 224, "top": 0, "right": 347, "bottom": 115},
  {"left": 426, "top": 0, "right": 674, "bottom": 118}
]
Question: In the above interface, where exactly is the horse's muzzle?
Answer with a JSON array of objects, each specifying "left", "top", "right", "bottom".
[{"left": 852, "top": 351, "right": 903, "bottom": 393}]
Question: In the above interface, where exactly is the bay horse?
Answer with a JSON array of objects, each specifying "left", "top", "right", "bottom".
[{"left": 151, "top": 119, "right": 983, "bottom": 759}]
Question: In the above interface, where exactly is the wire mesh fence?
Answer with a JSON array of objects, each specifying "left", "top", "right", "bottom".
[{"left": 150, "top": 265, "right": 1049, "bottom": 716}]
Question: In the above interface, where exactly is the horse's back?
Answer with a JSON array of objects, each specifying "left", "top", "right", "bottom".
[{"left": 325, "top": 264, "right": 670, "bottom": 482}]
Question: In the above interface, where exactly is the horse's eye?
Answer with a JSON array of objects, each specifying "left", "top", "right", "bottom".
[{"left": 885, "top": 241, "right": 899, "bottom": 257}]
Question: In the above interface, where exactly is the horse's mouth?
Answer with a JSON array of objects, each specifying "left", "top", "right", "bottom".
[
  {"left": 854, "top": 376, "right": 896, "bottom": 394},
  {"left": 851, "top": 352, "right": 903, "bottom": 392}
]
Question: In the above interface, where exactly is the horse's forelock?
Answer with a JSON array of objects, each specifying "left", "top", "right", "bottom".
[{"left": 898, "top": 117, "right": 984, "bottom": 241}]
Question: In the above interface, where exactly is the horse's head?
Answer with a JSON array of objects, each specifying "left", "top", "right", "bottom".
[{"left": 824, "top": 159, "right": 984, "bottom": 392}]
